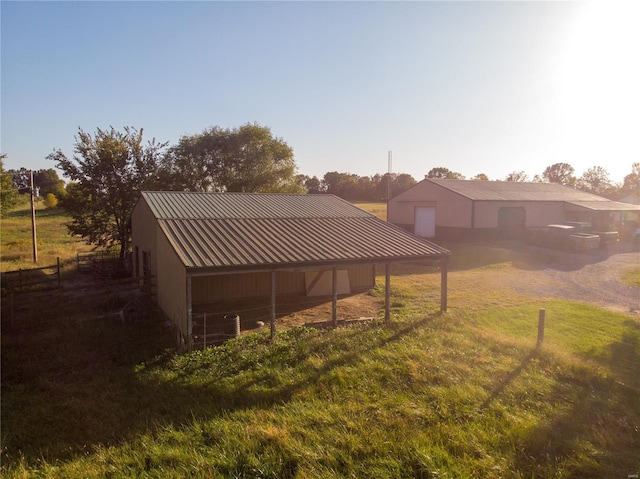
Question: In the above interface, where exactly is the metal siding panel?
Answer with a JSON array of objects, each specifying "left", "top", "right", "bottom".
[
  {"left": 346, "top": 264, "right": 376, "bottom": 289},
  {"left": 156, "top": 230, "right": 188, "bottom": 337}
]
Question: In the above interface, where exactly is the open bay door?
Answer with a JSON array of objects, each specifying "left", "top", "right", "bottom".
[{"left": 414, "top": 206, "right": 436, "bottom": 238}]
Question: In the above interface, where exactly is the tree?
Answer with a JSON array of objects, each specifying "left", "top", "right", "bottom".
[
  {"left": 426, "top": 167, "right": 465, "bottom": 180},
  {"left": 472, "top": 173, "right": 489, "bottom": 181},
  {"left": 48, "top": 126, "right": 167, "bottom": 259},
  {"left": 323, "top": 171, "right": 360, "bottom": 199},
  {"left": 622, "top": 162, "right": 640, "bottom": 196},
  {"left": 9, "top": 167, "right": 31, "bottom": 191},
  {"left": 377, "top": 173, "right": 416, "bottom": 200},
  {"left": 1, "top": 155, "right": 19, "bottom": 216},
  {"left": 34, "top": 169, "right": 66, "bottom": 198},
  {"left": 394, "top": 173, "right": 417, "bottom": 195},
  {"left": 542, "top": 163, "right": 575, "bottom": 186},
  {"left": 577, "top": 166, "right": 613, "bottom": 196},
  {"left": 505, "top": 171, "right": 529, "bottom": 182},
  {"left": 161, "top": 123, "right": 303, "bottom": 193},
  {"left": 8, "top": 167, "right": 65, "bottom": 197},
  {"left": 303, "top": 175, "right": 325, "bottom": 194}
]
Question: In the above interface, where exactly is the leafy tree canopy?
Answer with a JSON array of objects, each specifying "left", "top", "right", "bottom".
[
  {"left": 303, "top": 175, "right": 325, "bottom": 194},
  {"left": 622, "top": 162, "right": 640, "bottom": 197},
  {"left": 542, "top": 162, "right": 575, "bottom": 186},
  {"left": 577, "top": 166, "right": 614, "bottom": 196},
  {"left": 161, "top": 123, "right": 303, "bottom": 193},
  {"left": 9, "top": 167, "right": 66, "bottom": 198},
  {"left": 48, "top": 126, "right": 167, "bottom": 259},
  {"left": 426, "top": 167, "right": 465, "bottom": 180},
  {"left": 34, "top": 169, "right": 66, "bottom": 198},
  {"left": 1, "top": 155, "right": 19, "bottom": 216},
  {"left": 505, "top": 171, "right": 529, "bottom": 182}
]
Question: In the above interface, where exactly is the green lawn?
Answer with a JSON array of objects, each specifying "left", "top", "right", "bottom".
[{"left": 1, "top": 203, "right": 639, "bottom": 478}]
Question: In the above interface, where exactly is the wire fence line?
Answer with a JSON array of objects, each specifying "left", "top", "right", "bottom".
[{"left": 1, "top": 258, "right": 61, "bottom": 294}]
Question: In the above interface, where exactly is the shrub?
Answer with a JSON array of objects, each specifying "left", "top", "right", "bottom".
[{"left": 43, "top": 193, "right": 58, "bottom": 209}]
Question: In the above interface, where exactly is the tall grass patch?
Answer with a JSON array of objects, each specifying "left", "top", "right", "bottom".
[{"left": 1, "top": 203, "right": 84, "bottom": 272}]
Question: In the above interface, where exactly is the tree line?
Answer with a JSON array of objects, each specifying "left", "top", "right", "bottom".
[
  {"left": 302, "top": 162, "right": 638, "bottom": 201},
  {"left": 1, "top": 124, "right": 638, "bottom": 258}
]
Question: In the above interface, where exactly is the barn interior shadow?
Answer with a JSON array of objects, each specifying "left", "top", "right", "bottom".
[{"left": 193, "top": 290, "right": 384, "bottom": 333}]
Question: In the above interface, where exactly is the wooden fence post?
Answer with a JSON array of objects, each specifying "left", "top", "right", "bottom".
[{"left": 537, "top": 308, "right": 546, "bottom": 347}]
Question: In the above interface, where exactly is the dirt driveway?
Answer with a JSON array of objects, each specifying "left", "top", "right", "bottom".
[{"left": 482, "top": 241, "right": 640, "bottom": 315}]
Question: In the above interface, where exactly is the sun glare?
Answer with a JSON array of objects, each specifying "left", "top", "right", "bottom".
[{"left": 558, "top": 1, "right": 640, "bottom": 176}]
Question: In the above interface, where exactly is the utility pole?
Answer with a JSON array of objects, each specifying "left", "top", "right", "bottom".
[
  {"left": 387, "top": 150, "right": 392, "bottom": 201},
  {"left": 30, "top": 170, "right": 38, "bottom": 263}
]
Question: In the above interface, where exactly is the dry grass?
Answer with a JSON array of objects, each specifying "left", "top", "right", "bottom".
[{"left": 1, "top": 202, "right": 85, "bottom": 273}]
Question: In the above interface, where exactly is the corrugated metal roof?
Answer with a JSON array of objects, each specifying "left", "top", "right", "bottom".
[
  {"left": 426, "top": 179, "right": 612, "bottom": 202},
  {"left": 140, "top": 192, "right": 449, "bottom": 272},
  {"left": 566, "top": 200, "right": 640, "bottom": 212},
  {"left": 141, "top": 191, "right": 373, "bottom": 219}
]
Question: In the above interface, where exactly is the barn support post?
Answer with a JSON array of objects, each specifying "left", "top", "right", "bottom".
[
  {"left": 332, "top": 266, "right": 338, "bottom": 327},
  {"left": 270, "top": 271, "right": 276, "bottom": 340},
  {"left": 440, "top": 257, "right": 448, "bottom": 313},
  {"left": 385, "top": 262, "right": 391, "bottom": 322},
  {"left": 186, "top": 275, "right": 193, "bottom": 352}
]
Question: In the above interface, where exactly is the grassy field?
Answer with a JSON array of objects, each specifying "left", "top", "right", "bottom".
[
  {"left": 1, "top": 203, "right": 639, "bottom": 478},
  {"left": 1, "top": 201, "right": 85, "bottom": 273},
  {"left": 352, "top": 202, "right": 387, "bottom": 220}
]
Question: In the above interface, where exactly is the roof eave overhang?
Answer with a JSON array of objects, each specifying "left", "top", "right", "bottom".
[
  {"left": 565, "top": 201, "right": 640, "bottom": 212},
  {"left": 185, "top": 253, "right": 450, "bottom": 277}
]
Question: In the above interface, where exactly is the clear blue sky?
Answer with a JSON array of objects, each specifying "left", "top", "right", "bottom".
[{"left": 2, "top": 1, "right": 638, "bottom": 184}]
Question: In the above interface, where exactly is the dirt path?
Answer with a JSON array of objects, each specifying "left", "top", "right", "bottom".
[{"left": 486, "top": 241, "right": 640, "bottom": 315}]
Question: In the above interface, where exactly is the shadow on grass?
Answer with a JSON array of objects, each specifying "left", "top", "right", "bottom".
[
  {"left": 594, "top": 318, "right": 640, "bottom": 391},
  {"left": 513, "top": 373, "right": 640, "bottom": 477},
  {"left": 1, "top": 288, "right": 440, "bottom": 468},
  {"left": 480, "top": 349, "right": 539, "bottom": 410},
  {"left": 509, "top": 318, "right": 640, "bottom": 477},
  {"left": 3, "top": 205, "right": 67, "bottom": 220}
]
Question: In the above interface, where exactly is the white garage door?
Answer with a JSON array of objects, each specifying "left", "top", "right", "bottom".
[{"left": 414, "top": 206, "right": 436, "bottom": 238}]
